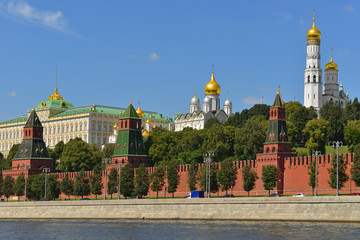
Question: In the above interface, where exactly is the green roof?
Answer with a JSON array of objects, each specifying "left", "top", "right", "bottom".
[
  {"left": 25, "top": 110, "right": 42, "bottom": 127},
  {"left": 272, "top": 93, "right": 284, "bottom": 107},
  {"left": 0, "top": 116, "right": 28, "bottom": 125},
  {"left": 120, "top": 103, "right": 140, "bottom": 119},
  {"left": 36, "top": 99, "right": 74, "bottom": 110},
  {"left": 13, "top": 138, "right": 52, "bottom": 160}
]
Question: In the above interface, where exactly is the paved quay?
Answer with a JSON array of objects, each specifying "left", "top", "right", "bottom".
[{"left": 0, "top": 196, "right": 359, "bottom": 222}]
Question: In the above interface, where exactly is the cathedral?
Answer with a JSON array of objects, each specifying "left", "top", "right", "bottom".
[
  {"left": 174, "top": 69, "right": 232, "bottom": 131},
  {"left": 304, "top": 10, "right": 349, "bottom": 110}
]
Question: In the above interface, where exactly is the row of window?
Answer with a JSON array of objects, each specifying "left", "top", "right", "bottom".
[
  {"left": 46, "top": 122, "right": 87, "bottom": 135},
  {"left": 307, "top": 75, "right": 322, "bottom": 83},
  {"left": 0, "top": 131, "right": 23, "bottom": 140}
]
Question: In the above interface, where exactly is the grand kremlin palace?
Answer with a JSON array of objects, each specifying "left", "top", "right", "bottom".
[{"left": 0, "top": 88, "right": 174, "bottom": 157}]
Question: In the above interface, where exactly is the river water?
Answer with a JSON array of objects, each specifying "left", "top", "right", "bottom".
[{"left": 0, "top": 219, "right": 358, "bottom": 239}]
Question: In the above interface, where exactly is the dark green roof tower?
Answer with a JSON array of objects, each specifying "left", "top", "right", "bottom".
[
  {"left": 112, "top": 102, "right": 147, "bottom": 168},
  {"left": 12, "top": 108, "right": 52, "bottom": 172}
]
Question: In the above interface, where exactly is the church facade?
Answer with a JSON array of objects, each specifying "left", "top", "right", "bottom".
[
  {"left": 174, "top": 70, "right": 232, "bottom": 131},
  {"left": 304, "top": 11, "right": 349, "bottom": 111}
]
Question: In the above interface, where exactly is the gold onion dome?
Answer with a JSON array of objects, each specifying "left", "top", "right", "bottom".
[
  {"left": 205, "top": 71, "right": 220, "bottom": 95},
  {"left": 48, "top": 88, "right": 63, "bottom": 100},
  {"left": 307, "top": 17, "right": 321, "bottom": 40},
  {"left": 325, "top": 55, "right": 338, "bottom": 71},
  {"left": 136, "top": 106, "right": 144, "bottom": 117},
  {"left": 113, "top": 123, "right": 118, "bottom": 130},
  {"left": 146, "top": 119, "right": 151, "bottom": 124}
]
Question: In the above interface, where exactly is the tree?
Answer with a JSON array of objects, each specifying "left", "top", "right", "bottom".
[
  {"left": 308, "top": 160, "right": 318, "bottom": 196},
  {"left": 29, "top": 174, "right": 45, "bottom": 200},
  {"left": 204, "top": 118, "right": 222, "bottom": 129},
  {"left": 146, "top": 129, "right": 177, "bottom": 166},
  {"left": 90, "top": 165, "right": 103, "bottom": 199},
  {"left": 225, "top": 104, "right": 270, "bottom": 128},
  {"left": 61, "top": 173, "right": 74, "bottom": 200},
  {"left": 60, "top": 138, "right": 101, "bottom": 172},
  {"left": 2, "top": 175, "right": 15, "bottom": 201},
  {"left": 120, "top": 163, "right": 134, "bottom": 198},
  {"left": 217, "top": 158, "right": 237, "bottom": 195},
  {"left": 234, "top": 116, "right": 267, "bottom": 160},
  {"left": 0, "top": 152, "right": 5, "bottom": 172},
  {"left": 73, "top": 170, "right": 90, "bottom": 198},
  {"left": 261, "top": 165, "right": 280, "bottom": 196},
  {"left": 199, "top": 162, "right": 219, "bottom": 194},
  {"left": 46, "top": 175, "right": 60, "bottom": 200},
  {"left": 203, "top": 124, "right": 233, "bottom": 162},
  {"left": 107, "top": 168, "right": 118, "bottom": 199},
  {"left": 14, "top": 172, "right": 25, "bottom": 201},
  {"left": 5, "top": 144, "right": 20, "bottom": 170},
  {"left": 48, "top": 141, "right": 64, "bottom": 169},
  {"left": 187, "top": 160, "right": 198, "bottom": 191},
  {"left": 242, "top": 164, "right": 258, "bottom": 196},
  {"left": 135, "top": 163, "right": 150, "bottom": 198},
  {"left": 303, "top": 119, "right": 329, "bottom": 155},
  {"left": 102, "top": 143, "right": 115, "bottom": 159},
  {"left": 320, "top": 101, "right": 344, "bottom": 143},
  {"left": 344, "top": 120, "right": 360, "bottom": 152},
  {"left": 343, "top": 98, "right": 360, "bottom": 123},
  {"left": 150, "top": 166, "right": 165, "bottom": 198},
  {"left": 167, "top": 159, "right": 180, "bottom": 198},
  {"left": 351, "top": 144, "right": 360, "bottom": 187},
  {"left": 328, "top": 154, "right": 349, "bottom": 190},
  {"left": 0, "top": 170, "right": 3, "bottom": 198}
]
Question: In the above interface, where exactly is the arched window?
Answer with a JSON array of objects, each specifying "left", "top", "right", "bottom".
[
  {"left": 314, "top": 94, "right": 316, "bottom": 99},
  {"left": 313, "top": 75, "right": 316, "bottom": 82},
  {"left": 272, "top": 147, "right": 276, "bottom": 153},
  {"left": 308, "top": 75, "right": 310, "bottom": 83}
]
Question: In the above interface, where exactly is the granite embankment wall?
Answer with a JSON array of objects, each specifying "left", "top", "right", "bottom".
[{"left": 1, "top": 197, "right": 360, "bottom": 222}]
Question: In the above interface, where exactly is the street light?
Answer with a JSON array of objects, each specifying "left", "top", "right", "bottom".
[
  {"left": 278, "top": 179, "right": 281, "bottom": 195},
  {"left": 43, "top": 167, "right": 50, "bottom": 200},
  {"left": 102, "top": 158, "right": 111, "bottom": 200},
  {"left": 164, "top": 183, "right": 167, "bottom": 198},
  {"left": 312, "top": 150, "right": 321, "bottom": 196},
  {"left": 204, "top": 151, "right": 214, "bottom": 198},
  {"left": 230, "top": 177, "right": 235, "bottom": 196},
  {"left": 332, "top": 141, "right": 343, "bottom": 196},
  {"left": 23, "top": 164, "right": 31, "bottom": 202},
  {"left": 350, "top": 176, "right": 352, "bottom": 195},
  {"left": 117, "top": 163, "right": 122, "bottom": 200}
]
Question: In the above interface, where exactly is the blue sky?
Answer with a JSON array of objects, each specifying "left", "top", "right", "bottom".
[{"left": 0, "top": 0, "right": 359, "bottom": 122}]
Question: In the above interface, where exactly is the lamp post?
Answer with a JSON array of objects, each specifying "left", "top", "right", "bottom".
[
  {"left": 278, "top": 179, "right": 281, "bottom": 195},
  {"left": 117, "top": 163, "right": 122, "bottom": 200},
  {"left": 43, "top": 167, "right": 50, "bottom": 200},
  {"left": 164, "top": 183, "right": 167, "bottom": 198},
  {"left": 230, "top": 177, "right": 235, "bottom": 196},
  {"left": 312, "top": 150, "right": 321, "bottom": 196},
  {"left": 204, "top": 151, "right": 214, "bottom": 198},
  {"left": 332, "top": 141, "right": 343, "bottom": 196},
  {"left": 350, "top": 176, "right": 352, "bottom": 195},
  {"left": 23, "top": 164, "right": 31, "bottom": 202},
  {"left": 102, "top": 158, "right": 111, "bottom": 200}
]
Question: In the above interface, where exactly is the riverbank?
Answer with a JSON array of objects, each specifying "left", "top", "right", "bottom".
[{"left": 0, "top": 196, "right": 359, "bottom": 222}]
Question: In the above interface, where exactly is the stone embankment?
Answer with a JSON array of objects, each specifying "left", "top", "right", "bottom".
[{"left": 0, "top": 196, "right": 359, "bottom": 222}]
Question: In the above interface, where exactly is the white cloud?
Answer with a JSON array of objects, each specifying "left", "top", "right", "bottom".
[
  {"left": 149, "top": 53, "right": 160, "bottom": 61},
  {"left": 343, "top": 5, "right": 354, "bottom": 12},
  {"left": 258, "top": 86, "right": 269, "bottom": 91},
  {"left": 9, "top": 91, "right": 17, "bottom": 97},
  {"left": 243, "top": 97, "right": 262, "bottom": 104},
  {"left": 0, "top": 0, "right": 69, "bottom": 32}
]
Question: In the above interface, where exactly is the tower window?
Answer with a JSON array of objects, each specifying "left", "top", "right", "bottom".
[
  {"left": 308, "top": 76, "right": 310, "bottom": 83},
  {"left": 314, "top": 94, "right": 315, "bottom": 99},
  {"left": 313, "top": 75, "right": 316, "bottom": 82},
  {"left": 308, "top": 94, "right": 309, "bottom": 99}
]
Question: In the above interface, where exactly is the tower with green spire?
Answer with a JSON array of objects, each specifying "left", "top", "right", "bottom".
[
  {"left": 12, "top": 108, "right": 52, "bottom": 172},
  {"left": 112, "top": 102, "right": 147, "bottom": 167}
]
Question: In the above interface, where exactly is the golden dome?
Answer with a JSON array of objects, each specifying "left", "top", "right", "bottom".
[
  {"left": 146, "top": 119, "right": 151, "bottom": 124},
  {"left": 152, "top": 124, "right": 156, "bottom": 129},
  {"left": 325, "top": 50, "right": 338, "bottom": 71},
  {"left": 205, "top": 71, "right": 220, "bottom": 95},
  {"left": 136, "top": 106, "right": 144, "bottom": 117},
  {"left": 307, "top": 11, "right": 321, "bottom": 40},
  {"left": 48, "top": 88, "right": 63, "bottom": 100},
  {"left": 113, "top": 123, "right": 118, "bottom": 130}
]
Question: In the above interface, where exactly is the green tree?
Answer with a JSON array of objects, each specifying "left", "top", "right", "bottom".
[
  {"left": 320, "top": 101, "right": 344, "bottom": 143},
  {"left": 204, "top": 118, "right": 222, "bottom": 129},
  {"left": 0, "top": 152, "right": 6, "bottom": 172},
  {"left": 343, "top": 98, "right": 360, "bottom": 123},
  {"left": 146, "top": 129, "right": 177, "bottom": 166},
  {"left": 48, "top": 141, "right": 64, "bottom": 169},
  {"left": 0, "top": 170, "right": 3, "bottom": 197},
  {"left": 199, "top": 162, "right": 219, "bottom": 194},
  {"left": 187, "top": 160, "right": 198, "bottom": 191},
  {"left": 60, "top": 173, "right": 74, "bottom": 200},
  {"left": 225, "top": 104, "right": 270, "bottom": 128},
  {"left": 203, "top": 124, "right": 233, "bottom": 162},
  {"left": 308, "top": 160, "right": 318, "bottom": 196},
  {"left": 73, "top": 170, "right": 90, "bottom": 198},
  {"left": 303, "top": 119, "right": 329, "bottom": 155},
  {"left": 90, "top": 165, "right": 103, "bottom": 199},
  {"left": 328, "top": 154, "right": 349, "bottom": 190},
  {"left": 5, "top": 144, "right": 20, "bottom": 170},
  {"left": 261, "top": 165, "right": 280, "bottom": 196},
  {"left": 107, "top": 168, "right": 118, "bottom": 199},
  {"left": 344, "top": 120, "right": 360, "bottom": 152},
  {"left": 135, "top": 163, "right": 150, "bottom": 198},
  {"left": 150, "top": 166, "right": 165, "bottom": 198},
  {"left": 46, "top": 175, "right": 60, "bottom": 200},
  {"left": 2, "top": 175, "right": 15, "bottom": 201},
  {"left": 351, "top": 144, "right": 360, "bottom": 187},
  {"left": 167, "top": 159, "right": 180, "bottom": 198},
  {"left": 29, "top": 174, "right": 45, "bottom": 200},
  {"left": 217, "top": 158, "right": 237, "bottom": 195},
  {"left": 13, "top": 172, "right": 25, "bottom": 201},
  {"left": 242, "top": 164, "right": 258, "bottom": 196},
  {"left": 102, "top": 143, "right": 115, "bottom": 159},
  {"left": 120, "top": 163, "right": 134, "bottom": 198},
  {"left": 234, "top": 116, "right": 267, "bottom": 160}
]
